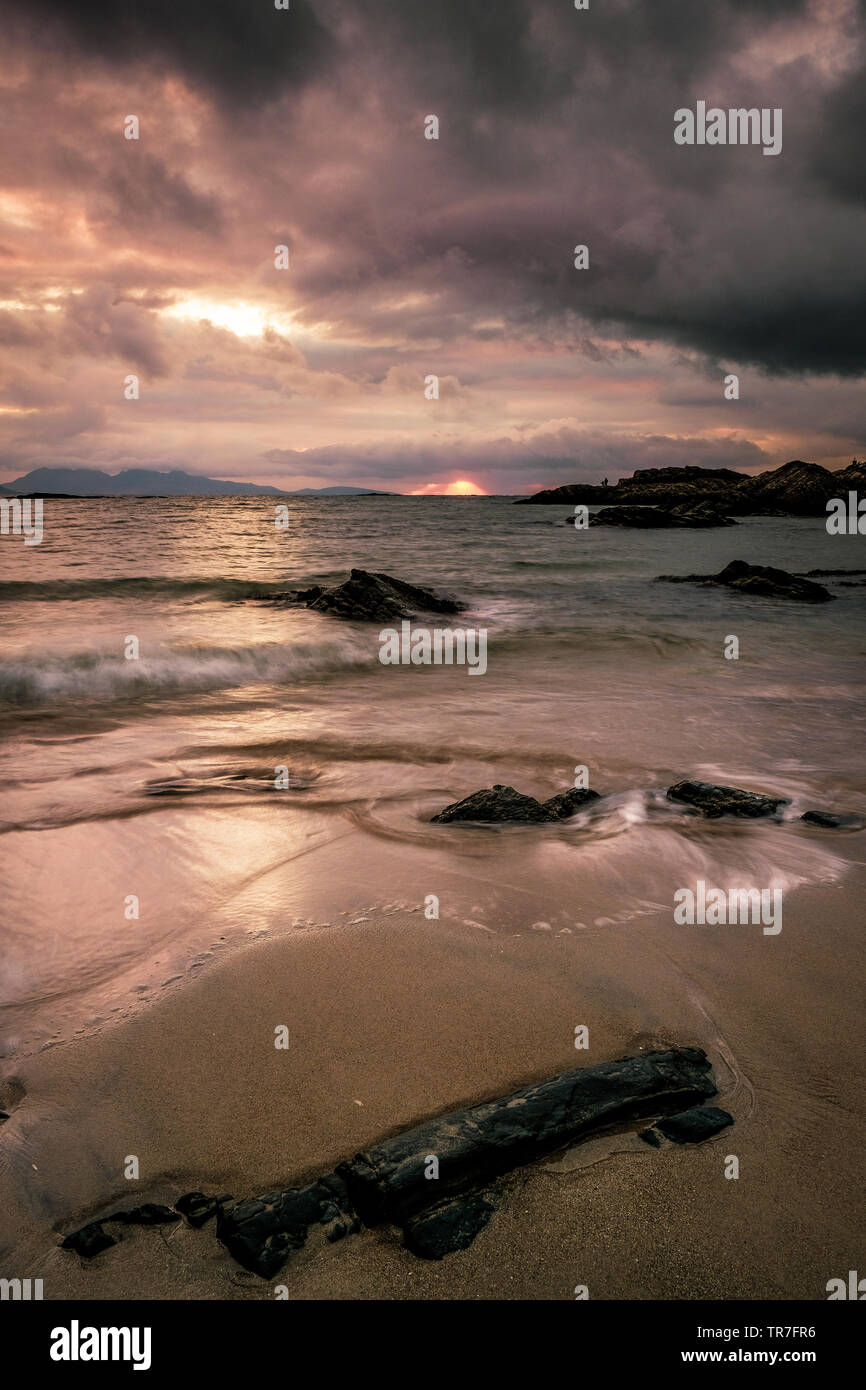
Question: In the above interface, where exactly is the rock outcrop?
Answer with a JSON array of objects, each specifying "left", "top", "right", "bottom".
[
  {"left": 741, "top": 460, "right": 840, "bottom": 515},
  {"left": 517, "top": 459, "right": 860, "bottom": 517}
]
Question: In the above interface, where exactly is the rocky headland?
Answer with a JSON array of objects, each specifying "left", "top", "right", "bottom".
[{"left": 517, "top": 458, "right": 866, "bottom": 518}]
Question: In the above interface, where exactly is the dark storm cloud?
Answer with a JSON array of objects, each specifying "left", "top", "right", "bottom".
[
  {"left": 1, "top": 0, "right": 865, "bottom": 492},
  {"left": 808, "top": 60, "right": 866, "bottom": 205},
  {"left": 0, "top": 0, "right": 335, "bottom": 106}
]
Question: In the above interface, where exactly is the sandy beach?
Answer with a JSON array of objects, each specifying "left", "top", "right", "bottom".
[{"left": 2, "top": 842, "right": 863, "bottom": 1300}]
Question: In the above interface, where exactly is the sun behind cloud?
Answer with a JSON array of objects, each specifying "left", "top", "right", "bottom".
[{"left": 410, "top": 479, "right": 486, "bottom": 496}]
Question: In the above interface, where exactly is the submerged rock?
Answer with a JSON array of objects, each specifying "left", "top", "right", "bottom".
[
  {"left": 654, "top": 1105, "right": 734, "bottom": 1144},
  {"left": 432, "top": 784, "right": 601, "bottom": 824},
  {"left": 667, "top": 780, "right": 789, "bottom": 819},
  {"left": 61, "top": 1222, "right": 117, "bottom": 1258},
  {"left": 801, "top": 810, "right": 864, "bottom": 829},
  {"left": 403, "top": 1193, "right": 497, "bottom": 1259},
  {"left": 659, "top": 560, "right": 834, "bottom": 603}
]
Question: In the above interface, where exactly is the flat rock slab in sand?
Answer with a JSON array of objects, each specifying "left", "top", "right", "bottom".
[
  {"left": 264, "top": 568, "right": 465, "bottom": 622},
  {"left": 337, "top": 1047, "right": 717, "bottom": 1228},
  {"left": 658, "top": 560, "right": 833, "bottom": 603},
  {"left": 667, "top": 779, "right": 790, "bottom": 820},
  {"left": 431, "top": 783, "right": 601, "bottom": 824},
  {"left": 61, "top": 1047, "right": 727, "bottom": 1274}
]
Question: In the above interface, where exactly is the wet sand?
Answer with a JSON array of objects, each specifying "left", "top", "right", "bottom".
[{"left": 1, "top": 853, "right": 864, "bottom": 1300}]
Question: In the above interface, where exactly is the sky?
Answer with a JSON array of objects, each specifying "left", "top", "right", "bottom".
[{"left": 0, "top": 0, "right": 864, "bottom": 495}]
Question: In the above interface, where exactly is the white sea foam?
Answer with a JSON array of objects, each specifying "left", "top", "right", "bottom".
[{"left": 0, "top": 638, "right": 373, "bottom": 705}]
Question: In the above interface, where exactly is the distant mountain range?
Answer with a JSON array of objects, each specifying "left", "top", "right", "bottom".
[{"left": 0, "top": 467, "right": 393, "bottom": 497}]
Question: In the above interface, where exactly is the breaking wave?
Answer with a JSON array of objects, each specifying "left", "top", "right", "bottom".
[{"left": 0, "top": 638, "right": 372, "bottom": 705}]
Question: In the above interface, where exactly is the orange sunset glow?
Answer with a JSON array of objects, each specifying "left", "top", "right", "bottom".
[{"left": 410, "top": 479, "right": 487, "bottom": 496}]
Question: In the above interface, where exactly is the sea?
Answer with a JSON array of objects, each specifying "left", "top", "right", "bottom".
[{"left": 1, "top": 494, "right": 864, "bottom": 1057}]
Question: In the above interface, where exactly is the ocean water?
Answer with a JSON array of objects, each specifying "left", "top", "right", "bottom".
[{"left": 1, "top": 494, "right": 865, "bottom": 1055}]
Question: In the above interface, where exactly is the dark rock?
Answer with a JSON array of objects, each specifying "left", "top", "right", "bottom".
[
  {"left": 56, "top": 1047, "right": 727, "bottom": 1272},
  {"left": 515, "top": 483, "right": 615, "bottom": 506},
  {"left": 801, "top": 810, "right": 864, "bottom": 829},
  {"left": 433, "top": 784, "right": 602, "bottom": 825},
  {"left": 621, "top": 465, "right": 745, "bottom": 503},
  {"left": 260, "top": 570, "right": 464, "bottom": 621},
  {"left": 539, "top": 788, "right": 601, "bottom": 819},
  {"left": 655, "top": 1105, "right": 734, "bottom": 1144},
  {"left": 176, "top": 1191, "right": 233, "bottom": 1228},
  {"left": 802, "top": 568, "right": 866, "bottom": 577},
  {"left": 337, "top": 1047, "right": 717, "bottom": 1227},
  {"left": 108, "top": 1204, "right": 180, "bottom": 1226},
  {"left": 589, "top": 503, "right": 735, "bottom": 528},
  {"left": 668, "top": 501, "right": 737, "bottom": 526},
  {"left": 308, "top": 569, "right": 464, "bottom": 622},
  {"left": 638, "top": 1128, "right": 662, "bottom": 1147},
  {"left": 516, "top": 467, "right": 744, "bottom": 508},
  {"left": 216, "top": 1173, "right": 354, "bottom": 1278},
  {"left": 61, "top": 1222, "right": 117, "bottom": 1258},
  {"left": 667, "top": 780, "right": 789, "bottom": 820},
  {"left": 739, "top": 459, "right": 836, "bottom": 515},
  {"left": 834, "top": 459, "right": 866, "bottom": 489},
  {"left": 590, "top": 506, "right": 680, "bottom": 528},
  {"left": 518, "top": 460, "right": 853, "bottom": 517},
  {"left": 660, "top": 560, "right": 834, "bottom": 603},
  {"left": 403, "top": 1193, "right": 497, "bottom": 1259},
  {"left": 431, "top": 784, "right": 551, "bottom": 824}
]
